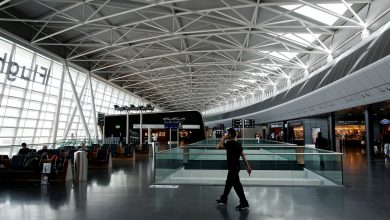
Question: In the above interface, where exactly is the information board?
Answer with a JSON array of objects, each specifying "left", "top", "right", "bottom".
[
  {"left": 232, "top": 119, "right": 243, "bottom": 128},
  {"left": 244, "top": 119, "right": 255, "bottom": 128},
  {"left": 97, "top": 113, "right": 105, "bottom": 126}
]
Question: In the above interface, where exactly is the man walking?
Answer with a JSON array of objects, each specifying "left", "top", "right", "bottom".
[{"left": 216, "top": 128, "right": 252, "bottom": 210}]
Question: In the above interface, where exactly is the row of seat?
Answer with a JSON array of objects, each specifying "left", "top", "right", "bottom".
[{"left": 8, "top": 153, "right": 67, "bottom": 172}]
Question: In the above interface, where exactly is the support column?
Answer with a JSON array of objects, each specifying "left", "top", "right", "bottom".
[
  {"left": 328, "top": 112, "right": 336, "bottom": 152},
  {"left": 51, "top": 62, "right": 66, "bottom": 143},
  {"left": 88, "top": 72, "right": 98, "bottom": 140},
  {"left": 242, "top": 118, "right": 245, "bottom": 139},
  {"left": 139, "top": 111, "right": 143, "bottom": 145},
  {"left": 126, "top": 112, "right": 129, "bottom": 145},
  {"left": 148, "top": 128, "right": 152, "bottom": 143},
  {"left": 282, "top": 121, "right": 287, "bottom": 142},
  {"left": 169, "top": 128, "right": 172, "bottom": 150},
  {"left": 177, "top": 128, "right": 179, "bottom": 147},
  {"left": 365, "top": 106, "right": 374, "bottom": 159}
]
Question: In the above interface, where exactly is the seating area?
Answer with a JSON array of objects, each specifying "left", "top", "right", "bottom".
[
  {"left": 0, "top": 142, "right": 140, "bottom": 183},
  {"left": 0, "top": 151, "right": 72, "bottom": 183},
  {"left": 101, "top": 143, "right": 134, "bottom": 158}
]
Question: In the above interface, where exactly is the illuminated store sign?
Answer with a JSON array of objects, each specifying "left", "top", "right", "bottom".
[
  {"left": 163, "top": 117, "right": 185, "bottom": 129},
  {"left": 114, "top": 104, "right": 155, "bottom": 111},
  {"left": 0, "top": 53, "right": 51, "bottom": 85}
]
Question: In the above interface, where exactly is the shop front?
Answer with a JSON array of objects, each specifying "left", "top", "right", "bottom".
[
  {"left": 335, "top": 121, "right": 365, "bottom": 153},
  {"left": 269, "top": 122, "right": 283, "bottom": 141},
  {"left": 288, "top": 121, "right": 304, "bottom": 145}
]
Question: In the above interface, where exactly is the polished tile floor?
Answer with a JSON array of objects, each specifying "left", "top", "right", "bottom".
[{"left": 1, "top": 153, "right": 390, "bottom": 220}]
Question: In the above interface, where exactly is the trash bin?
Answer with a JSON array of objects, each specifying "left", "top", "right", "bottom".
[{"left": 74, "top": 150, "right": 88, "bottom": 182}]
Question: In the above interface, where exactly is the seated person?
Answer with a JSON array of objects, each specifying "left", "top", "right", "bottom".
[
  {"left": 37, "top": 145, "right": 49, "bottom": 155},
  {"left": 78, "top": 143, "right": 88, "bottom": 151},
  {"left": 59, "top": 149, "right": 70, "bottom": 160},
  {"left": 17, "top": 143, "right": 31, "bottom": 155}
]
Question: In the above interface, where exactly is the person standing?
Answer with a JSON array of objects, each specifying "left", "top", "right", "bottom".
[
  {"left": 315, "top": 132, "right": 328, "bottom": 168},
  {"left": 315, "top": 132, "right": 327, "bottom": 150},
  {"left": 255, "top": 132, "right": 260, "bottom": 144},
  {"left": 384, "top": 132, "right": 390, "bottom": 157},
  {"left": 271, "top": 132, "right": 275, "bottom": 140},
  {"left": 216, "top": 128, "right": 252, "bottom": 210}
]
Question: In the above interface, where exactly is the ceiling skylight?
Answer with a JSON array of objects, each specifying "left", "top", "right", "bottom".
[
  {"left": 246, "top": 72, "right": 269, "bottom": 77},
  {"left": 262, "top": 65, "right": 279, "bottom": 71},
  {"left": 318, "top": 4, "right": 351, "bottom": 16},
  {"left": 282, "top": 33, "right": 321, "bottom": 47},
  {"left": 233, "top": 84, "right": 247, "bottom": 88},
  {"left": 269, "top": 51, "right": 298, "bottom": 61},
  {"left": 281, "top": 3, "right": 351, "bottom": 26},
  {"left": 239, "top": 78, "right": 257, "bottom": 83},
  {"left": 281, "top": 4, "right": 301, "bottom": 11}
]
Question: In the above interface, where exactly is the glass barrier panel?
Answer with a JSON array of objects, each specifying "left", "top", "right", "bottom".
[
  {"left": 155, "top": 148, "right": 184, "bottom": 183},
  {"left": 303, "top": 148, "right": 343, "bottom": 185},
  {"left": 154, "top": 144, "right": 343, "bottom": 186}
]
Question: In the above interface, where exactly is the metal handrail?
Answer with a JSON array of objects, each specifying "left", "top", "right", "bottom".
[{"left": 180, "top": 152, "right": 343, "bottom": 156}]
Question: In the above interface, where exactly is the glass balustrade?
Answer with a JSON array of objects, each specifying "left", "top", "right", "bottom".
[{"left": 154, "top": 142, "right": 343, "bottom": 186}]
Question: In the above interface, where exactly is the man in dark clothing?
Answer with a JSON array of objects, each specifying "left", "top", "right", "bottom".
[
  {"left": 37, "top": 145, "right": 49, "bottom": 155},
  {"left": 315, "top": 132, "right": 328, "bottom": 150},
  {"left": 17, "top": 143, "right": 31, "bottom": 155},
  {"left": 216, "top": 128, "right": 252, "bottom": 210},
  {"left": 315, "top": 132, "right": 328, "bottom": 168}
]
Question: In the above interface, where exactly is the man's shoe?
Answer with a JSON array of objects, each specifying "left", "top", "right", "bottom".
[
  {"left": 216, "top": 199, "right": 227, "bottom": 206},
  {"left": 235, "top": 203, "right": 249, "bottom": 210}
]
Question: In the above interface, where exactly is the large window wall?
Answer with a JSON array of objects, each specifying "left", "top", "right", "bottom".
[{"left": 0, "top": 36, "right": 160, "bottom": 146}]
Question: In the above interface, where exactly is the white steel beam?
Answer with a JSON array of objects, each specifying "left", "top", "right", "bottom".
[
  {"left": 51, "top": 62, "right": 66, "bottom": 143},
  {"left": 64, "top": 61, "right": 91, "bottom": 140},
  {"left": 31, "top": 0, "right": 189, "bottom": 44},
  {"left": 88, "top": 72, "right": 99, "bottom": 139}
]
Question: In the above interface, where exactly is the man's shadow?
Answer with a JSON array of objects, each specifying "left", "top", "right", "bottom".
[{"left": 216, "top": 206, "right": 249, "bottom": 220}]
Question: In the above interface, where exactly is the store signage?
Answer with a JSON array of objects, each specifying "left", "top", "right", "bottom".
[
  {"left": 0, "top": 53, "right": 51, "bottom": 85},
  {"left": 163, "top": 117, "right": 185, "bottom": 129},
  {"left": 114, "top": 104, "right": 155, "bottom": 111},
  {"left": 337, "top": 120, "right": 363, "bottom": 125},
  {"left": 380, "top": 119, "right": 390, "bottom": 125},
  {"left": 288, "top": 121, "right": 303, "bottom": 127},
  {"left": 149, "top": 185, "right": 179, "bottom": 189},
  {"left": 270, "top": 123, "right": 282, "bottom": 128}
]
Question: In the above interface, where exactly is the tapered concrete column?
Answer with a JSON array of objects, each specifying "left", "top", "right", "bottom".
[
  {"left": 328, "top": 113, "right": 336, "bottom": 152},
  {"left": 148, "top": 128, "right": 152, "bottom": 143},
  {"left": 282, "top": 121, "right": 287, "bottom": 142},
  {"left": 365, "top": 106, "right": 374, "bottom": 159},
  {"left": 139, "top": 111, "right": 143, "bottom": 145},
  {"left": 126, "top": 112, "right": 129, "bottom": 145}
]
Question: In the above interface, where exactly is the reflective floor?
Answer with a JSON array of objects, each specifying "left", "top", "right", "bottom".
[{"left": 1, "top": 153, "right": 390, "bottom": 220}]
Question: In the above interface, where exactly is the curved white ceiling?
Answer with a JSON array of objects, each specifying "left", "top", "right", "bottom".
[{"left": 0, "top": 0, "right": 388, "bottom": 111}]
